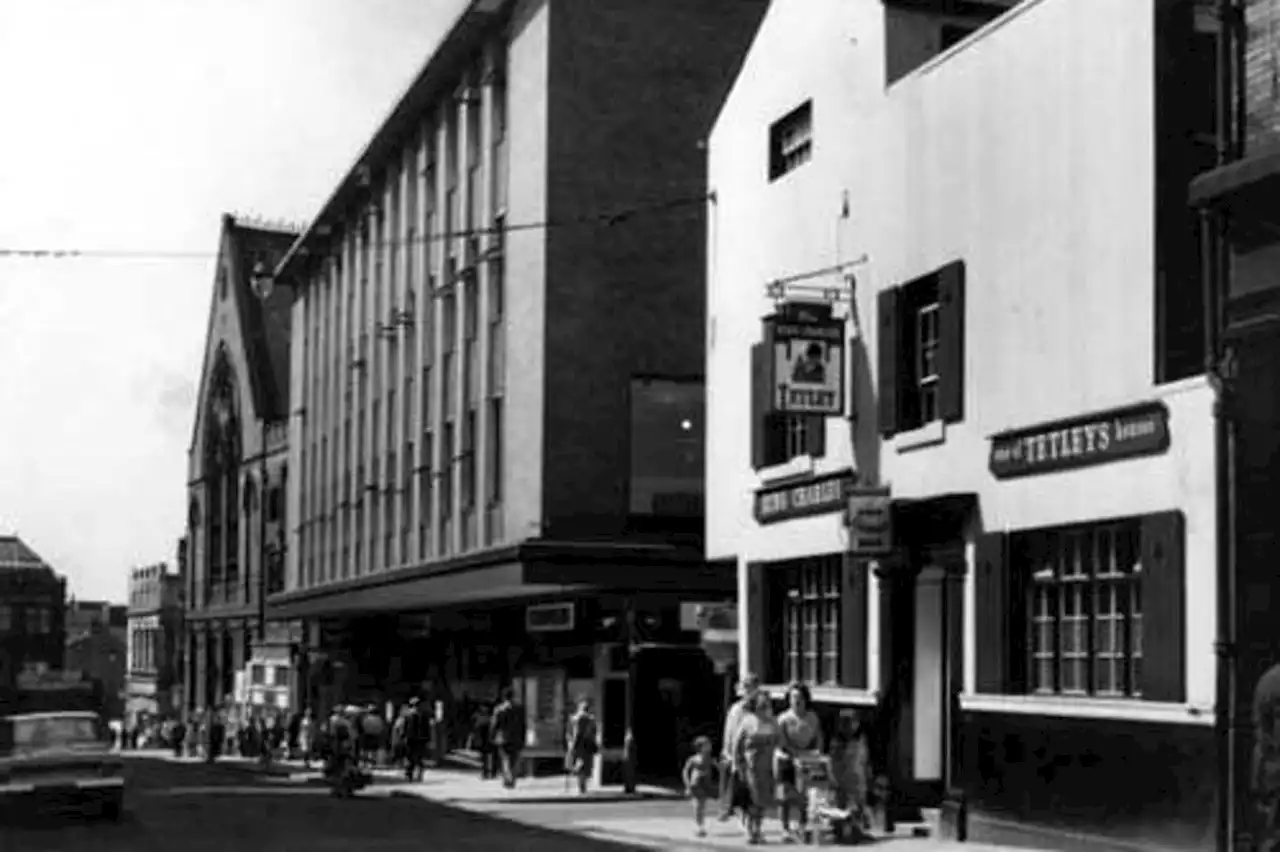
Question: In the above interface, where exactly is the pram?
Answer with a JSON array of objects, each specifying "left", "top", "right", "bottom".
[{"left": 795, "top": 754, "right": 872, "bottom": 846}]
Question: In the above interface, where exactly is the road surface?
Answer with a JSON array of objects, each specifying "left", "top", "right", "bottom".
[{"left": 0, "top": 755, "right": 680, "bottom": 852}]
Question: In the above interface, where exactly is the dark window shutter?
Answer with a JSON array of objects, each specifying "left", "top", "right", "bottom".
[
  {"left": 1140, "top": 510, "right": 1185, "bottom": 702},
  {"left": 974, "top": 532, "right": 1010, "bottom": 694},
  {"left": 877, "top": 287, "right": 900, "bottom": 437},
  {"left": 805, "top": 416, "right": 826, "bottom": 457},
  {"left": 938, "top": 261, "right": 966, "bottom": 424},
  {"left": 750, "top": 343, "right": 773, "bottom": 469},
  {"left": 841, "top": 555, "right": 868, "bottom": 689},
  {"left": 745, "top": 561, "right": 769, "bottom": 679}
]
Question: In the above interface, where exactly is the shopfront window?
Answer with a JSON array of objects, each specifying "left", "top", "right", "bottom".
[
  {"left": 782, "top": 556, "right": 841, "bottom": 686},
  {"left": 1025, "top": 520, "right": 1143, "bottom": 698}
]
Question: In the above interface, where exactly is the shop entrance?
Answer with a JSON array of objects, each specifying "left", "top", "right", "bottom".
[
  {"left": 632, "top": 646, "right": 726, "bottom": 782},
  {"left": 879, "top": 554, "right": 964, "bottom": 807}
]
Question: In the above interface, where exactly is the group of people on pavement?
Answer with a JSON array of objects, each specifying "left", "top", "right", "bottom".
[{"left": 695, "top": 672, "right": 871, "bottom": 845}]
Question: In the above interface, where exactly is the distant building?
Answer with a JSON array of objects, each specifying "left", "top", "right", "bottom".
[
  {"left": 65, "top": 599, "right": 128, "bottom": 644},
  {"left": 184, "top": 214, "right": 298, "bottom": 713},
  {"left": 125, "top": 556, "right": 185, "bottom": 725},
  {"left": 64, "top": 628, "right": 127, "bottom": 722},
  {"left": 64, "top": 599, "right": 128, "bottom": 721},
  {"left": 0, "top": 535, "right": 67, "bottom": 687}
]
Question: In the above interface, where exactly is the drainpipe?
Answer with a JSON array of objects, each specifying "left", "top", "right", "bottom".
[{"left": 1210, "top": 2, "right": 1241, "bottom": 850}]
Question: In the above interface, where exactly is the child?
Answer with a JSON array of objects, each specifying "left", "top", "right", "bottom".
[{"left": 683, "top": 735, "right": 718, "bottom": 837}]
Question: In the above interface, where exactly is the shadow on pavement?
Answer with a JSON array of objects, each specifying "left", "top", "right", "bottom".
[{"left": 0, "top": 756, "right": 665, "bottom": 852}]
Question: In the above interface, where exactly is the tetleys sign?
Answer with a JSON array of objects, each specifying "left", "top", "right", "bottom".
[{"left": 988, "top": 401, "right": 1171, "bottom": 480}]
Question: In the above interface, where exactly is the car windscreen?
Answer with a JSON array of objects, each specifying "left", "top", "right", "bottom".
[{"left": 0, "top": 716, "right": 102, "bottom": 756}]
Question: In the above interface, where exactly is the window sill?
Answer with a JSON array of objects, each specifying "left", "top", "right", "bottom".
[
  {"left": 959, "top": 692, "right": 1213, "bottom": 726},
  {"left": 763, "top": 684, "right": 879, "bottom": 707},
  {"left": 757, "top": 454, "right": 816, "bottom": 486},
  {"left": 894, "top": 419, "right": 946, "bottom": 454}
]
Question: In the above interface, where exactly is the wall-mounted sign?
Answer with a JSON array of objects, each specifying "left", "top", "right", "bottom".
[
  {"left": 526, "top": 602, "right": 576, "bottom": 633},
  {"left": 755, "top": 469, "right": 856, "bottom": 525},
  {"left": 846, "top": 485, "right": 893, "bottom": 555},
  {"left": 988, "top": 401, "right": 1171, "bottom": 480},
  {"left": 768, "top": 307, "right": 846, "bottom": 417}
]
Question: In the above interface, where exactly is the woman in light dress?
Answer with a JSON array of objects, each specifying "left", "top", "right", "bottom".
[
  {"left": 732, "top": 691, "right": 781, "bottom": 844},
  {"left": 775, "top": 682, "right": 824, "bottom": 841}
]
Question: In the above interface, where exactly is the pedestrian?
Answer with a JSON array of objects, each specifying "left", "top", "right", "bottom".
[
  {"left": 830, "top": 709, "right": 871, "bottom": 830},
  {"left": 471, "top": 701, "right": 494, "bottom": 779},
  {"left": 683, "top": 735, "right": 718, "bottom": 838},
  {"left": 719, "top": 673, "right": 761, "bottom": 821},
  {"left": 405, "top": 698, "right": 428, "bottom": 782},
  {"left": 564, "top": 696, "right": 599, "bottom": 795},
  {"left": 776, "top": 681, "right": 823, "bottom": 841},
  {"left": 490, "top": 687, "right": 526, "bottom": 789},
  {"left": 172, "top": 716, "right": 187, "bottom": 758},
  {"left": 299, "top": 708, "right": 314, "bottom": 769},
  {"left": 1254, "top": 660, "right": 1280, "bottom": 851},
  {"left": 732, "top": 691, "right": 780, "bottom": 845}
]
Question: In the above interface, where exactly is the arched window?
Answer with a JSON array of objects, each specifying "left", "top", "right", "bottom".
[{"left": 202, "top": 349, "right": 242, "bottom": 603}]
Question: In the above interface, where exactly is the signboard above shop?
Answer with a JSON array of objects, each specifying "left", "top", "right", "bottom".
[
  {"left": 755, "top": 469, "right": 857, "bottom": 524},
  {"left": 988, "top": 400, "right": 1171, "bottom": 480},
  {"left": 766, "top": 302, "right": 846, "bottom": 417}
]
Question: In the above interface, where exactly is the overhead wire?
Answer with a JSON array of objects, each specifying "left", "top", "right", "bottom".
[{"left": 0, "top": 192, "right": 713, "bottom": 264}]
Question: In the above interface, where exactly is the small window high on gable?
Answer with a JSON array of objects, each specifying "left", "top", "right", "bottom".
[{"left": 768, "top": 100, "right": 813, "bottom": 182}]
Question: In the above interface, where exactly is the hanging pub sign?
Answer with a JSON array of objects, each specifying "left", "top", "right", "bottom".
[
  {"left": 988, "top": 400, "right": 1171, "bottom": 480},
  {"left": 767, "top": 303, "right": 846, "bottom": 417}
]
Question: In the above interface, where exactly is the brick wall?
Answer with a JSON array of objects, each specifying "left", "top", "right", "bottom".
[
  {"left": 541, "top": 0, "right": 767, "bottom": 538},
  {"left": 1247, "top": 0, "right": 1280, "bottom": 150}
]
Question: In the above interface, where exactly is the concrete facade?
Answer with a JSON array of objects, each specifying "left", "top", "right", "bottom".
[
  {"left": 708, "top": 0, "right": 1218, "bottom": 848},
  {"left": 265, "top": 0, "right": 766, "bottom": 780}
]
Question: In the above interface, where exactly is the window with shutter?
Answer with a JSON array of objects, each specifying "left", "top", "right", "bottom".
[
  {"left": 991, "top": 512, "right": 1184, "bottom": 702},
  {"left": 841, "top": 555, "right": 869, "bottom": 689},
  {"left": 745, "top": 562, "right": 770, "bottom": 678},
  {"left": 974, "top": 532, "right": 1011, "bottom": 694},
  {"left": 877, "top": 288, "right": 900, "bottom": 437},
  {"left": 751, "top": 343, "right": 826, "bottom": 469},
  {"left": 938, "top": 262, "right": 966, "bottom": 423},
  {"left": 879, "top": 261, "right": 967, "bottom": 436},
  {"left": 1139, "top": 510, "right": 1185, "bottom": 702}
]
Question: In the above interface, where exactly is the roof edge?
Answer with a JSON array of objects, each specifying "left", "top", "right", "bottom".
[{"left": 275, "top": 0, "right": 507, "bottom": 282}]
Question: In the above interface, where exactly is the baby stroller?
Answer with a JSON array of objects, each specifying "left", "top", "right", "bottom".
[{"left": 796, "top": 754, "right": 872, "bottom": 846}]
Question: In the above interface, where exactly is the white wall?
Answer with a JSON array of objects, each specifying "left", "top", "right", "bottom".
[
  {"left": 502, "top": 0, "right": 550, "bottom": 542},
  {"left": 707, "top": 0, "right": 886, "bottom": 565},
  {"left": 708, "top": 0, "right": 1217, "bottom": 713}
]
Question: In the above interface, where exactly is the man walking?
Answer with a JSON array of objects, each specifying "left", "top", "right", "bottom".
[
  {"left": 719, "top": 673, "right": 760, "bottom": 821},
  {"left": 404, "top": 698, "right": 428, "bottom": 782},
  {"left": 490, "top": 687, "right": 527, "bottom": 789}
]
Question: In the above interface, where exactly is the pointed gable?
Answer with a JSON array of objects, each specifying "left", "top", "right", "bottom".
[
  {"left": 227, "top": 218, "right": 299, "bottom": 424},
  {"left": 188, "top": 214, "right": 299, "bottom": 464},
  {"left": 0, "top": 535, "right": 56, "bottom": 574}
]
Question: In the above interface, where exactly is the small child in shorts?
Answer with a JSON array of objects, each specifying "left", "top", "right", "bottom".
[{"left": 683, "top": 735, "right": 718, "bottom": 837}]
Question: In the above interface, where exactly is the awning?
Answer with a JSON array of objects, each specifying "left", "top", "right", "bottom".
[
  {"left": 1188, "top": 146, "right": 1280, "bottom": 210},
  {"left": 264, "top": 539, "right": 735, "bottom": 621}
]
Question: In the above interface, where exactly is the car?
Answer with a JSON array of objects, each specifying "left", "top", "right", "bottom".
[{"left": 0, "top": 710, "right": 124, "bottom": 821}]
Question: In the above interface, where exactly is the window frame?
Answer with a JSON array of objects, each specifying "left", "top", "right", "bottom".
[
  {"left": 781, "top": 557, "right": 842, "bottom": 687},
  {"left": 1021, "top": 519, "right": 1144, "bottom": 699},
  {"left": 768, "top": 100, "right": 814, "bottom": 182}
]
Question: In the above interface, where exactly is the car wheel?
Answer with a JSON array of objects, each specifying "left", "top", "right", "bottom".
[{"left": 100, "top": 796, "right": 123, "bottom": 822}]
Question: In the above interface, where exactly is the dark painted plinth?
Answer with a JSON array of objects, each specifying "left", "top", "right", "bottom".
[{"left": 960, "top": 710, "right": 1216, "bottom": 852}]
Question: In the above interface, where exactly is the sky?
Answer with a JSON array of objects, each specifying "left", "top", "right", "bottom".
[{"left": 0, "top": 0, "right": 466, "bottom": 603}]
